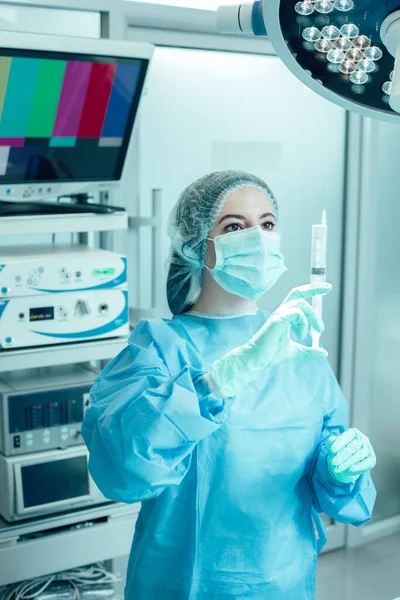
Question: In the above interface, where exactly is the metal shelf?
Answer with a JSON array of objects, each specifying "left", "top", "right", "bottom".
[
  {"left": 0, "top": 503, "right": 140, "bottom": 586},
  {"left": 0, "top": 211, "right": 128, "bottom": 236},
  {"left": 0, "top": 338, "right": 128, "bottom": 372}
]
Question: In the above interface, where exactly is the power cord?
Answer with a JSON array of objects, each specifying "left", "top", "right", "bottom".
[{"left": 0, "top": 563, "right": 122, "bottom": 600}]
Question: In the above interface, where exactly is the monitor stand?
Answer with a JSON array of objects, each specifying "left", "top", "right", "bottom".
[{"left": 0, "top": 200, "right": 125, "bottom": 217}]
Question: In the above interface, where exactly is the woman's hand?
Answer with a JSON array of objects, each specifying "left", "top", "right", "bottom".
[
  {"left": 327, "top": 428, "right": 376, "bottom": 484},
  {"left": 207, "top": 283, "right": 332, "bottom": 398},
  {"left": 283, "top": 282, "right": 332, "bottom": 304},
  {"left": 247, "top": 297, "right": 326, "bottom": 367},
  {"left": 247, "top": 282, "right": 332, "bottom": 368}
]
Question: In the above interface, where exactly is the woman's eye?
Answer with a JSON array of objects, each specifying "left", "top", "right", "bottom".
[
  {"left": 225, "top": 223, "right": 242, "bottom": 233},
  {"left": 262, "top": 221, "right": 275, "bottom": 231}
]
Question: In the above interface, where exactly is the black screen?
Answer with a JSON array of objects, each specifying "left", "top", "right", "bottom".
[
  {"left": 29, "top": 306, "right": 54, "bottom": 321},
  {"left": 8, "top": 386, "right": 89, "bottom": 433},
  {"left": 21, "top": 456, "right": 89, "bottom": 508},
  {"left": 0, "top": 48, "right": 149, "bottom": 184}
]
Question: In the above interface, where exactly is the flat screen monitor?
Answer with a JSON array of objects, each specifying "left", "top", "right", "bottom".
[{"left": 0, "top": 31, "right": 153, "bottom": 200}]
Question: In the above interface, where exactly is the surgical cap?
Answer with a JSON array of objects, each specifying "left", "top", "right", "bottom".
[{"left": 166, "top": 170, "right": 278, "bottom": 315}]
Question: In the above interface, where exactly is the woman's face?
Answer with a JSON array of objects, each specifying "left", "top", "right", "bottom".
[{"left": 205, "top": 187, "right": 276, "bottom": 269}]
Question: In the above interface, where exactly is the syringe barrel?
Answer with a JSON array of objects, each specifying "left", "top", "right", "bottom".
[
  {"left": 310, "top": 214, "right": 327, "bottom": 348},
  {"left": 311, "top": 224, "right": 328, "bottom": 273}
]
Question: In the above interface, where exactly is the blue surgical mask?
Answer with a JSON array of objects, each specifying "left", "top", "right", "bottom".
[{"left": 206, "top": 226, "right": 286, "bottom": 300}]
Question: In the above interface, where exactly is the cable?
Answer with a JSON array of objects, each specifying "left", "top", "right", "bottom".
[{"left": 0, "top": 563, "right": 121, "bottom": 600}]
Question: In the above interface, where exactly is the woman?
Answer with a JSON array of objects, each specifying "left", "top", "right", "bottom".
[{"left": 83, "top": 171, "right": 376, "bottom": 600}]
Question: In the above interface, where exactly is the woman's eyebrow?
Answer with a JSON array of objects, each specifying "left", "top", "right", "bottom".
[{"left": 218, "top": 214, "right": 246, "bottom": 224}]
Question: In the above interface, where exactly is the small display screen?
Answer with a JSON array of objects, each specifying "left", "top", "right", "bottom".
[
  {"left": 92, "top": 268, "right": 115, "bottom": 277},
  {"left": 21, "top": 455, "right": 89, "bottom": 508},
  {"left": 0, "top": 48, "right": 149, "bottom": 183},
  {"left": 8, "top": 386, "right": 89, "bottom": 433},
  {"left": 29, "top": 306, "right": 54, "bottom": 321}
]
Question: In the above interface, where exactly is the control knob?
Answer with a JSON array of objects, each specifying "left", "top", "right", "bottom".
[{"left": 74, "top": 299, "right": 92, "bottom": 316}]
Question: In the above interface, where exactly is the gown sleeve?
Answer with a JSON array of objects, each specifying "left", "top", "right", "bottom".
[
  {"left": 82, "top": 319, "right": 226, "bottom": 504},
  {"left": 309, "top": 362, "right": 376, "bottom": 526}
]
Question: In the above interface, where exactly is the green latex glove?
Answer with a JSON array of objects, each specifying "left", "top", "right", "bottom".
[
  {"left": 206, "top": 283, "right": 332, "bottom": 398},
  {"left": 327, "top": 428, "right": 376, "bottom": 484},
  {"left": 282, "top": 282, "right": 332, "bottom": 303}
]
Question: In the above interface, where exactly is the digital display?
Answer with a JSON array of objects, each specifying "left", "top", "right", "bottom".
[
  {"left": 0, "top": 48, "right": 149, "bottom": 183},
  {"left": 92, "top": 268, "right": 116, "bottom": 277},
  {"left": 21, "top": 456, "right": 89, "bottom": 508},
  {"left": 29, "top": 306, "right": 54, "bottom": 321},
  {"left": 8, "top": 386, "right": 89, "bottom": 433}
]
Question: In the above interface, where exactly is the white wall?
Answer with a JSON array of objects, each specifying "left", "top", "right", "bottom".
[
  {"left": 351, "top": 118, "right": 400, "bottom": 523},
  {"left": 123, "top": 0, "right": 237, "bottom": 8},
  {"left": 0, "top": 4, "right": 100, "bottom": 36}
]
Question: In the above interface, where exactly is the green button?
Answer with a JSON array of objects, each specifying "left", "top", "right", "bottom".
[{"left": 92, "top": 268, "right": 115, "bottom": 277}]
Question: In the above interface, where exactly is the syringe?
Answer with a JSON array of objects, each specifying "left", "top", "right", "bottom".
[{"left": 310, "top": 210, "right": 328, "bottom": 348}]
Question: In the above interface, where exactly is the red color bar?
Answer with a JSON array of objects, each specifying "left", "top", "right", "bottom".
[
  {"left": 53, "top": 61, "right": 92, "bottom": 137},
  {"left": 77, "top": 63, "right": 117, "bottom": 138},
  {"left": 0, "top": 138, "right": 24, "bottom": 146}
]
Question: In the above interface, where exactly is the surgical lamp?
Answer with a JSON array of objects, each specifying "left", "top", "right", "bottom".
[{"left": 217, "top": 1, "right": 400, "bottom": 123}]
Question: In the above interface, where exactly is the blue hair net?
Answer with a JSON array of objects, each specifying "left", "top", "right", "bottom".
[{"left": 166, "top": 170, "right": 278, "bottom": 315}]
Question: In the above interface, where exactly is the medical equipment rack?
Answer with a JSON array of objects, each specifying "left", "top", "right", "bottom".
[
  {"left": 0, "top": 190, "right": 162, "bottom": 373},
  {"left": 0, "top": 209, "right": 128, "bottom": 237},
  {"left": 0, "top": 189, "right": 162, "bottom": 588},
  {"left": 0, "top": 501, "right": 140, "bottom": 586}
]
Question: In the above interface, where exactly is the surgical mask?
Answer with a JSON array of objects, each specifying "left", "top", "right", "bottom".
[{"left": 205, "top": 226, "right": 286, "bottom": 300}]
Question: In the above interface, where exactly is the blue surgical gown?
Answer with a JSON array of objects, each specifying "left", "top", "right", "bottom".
[{"left": 82, "top": 310, "right": 376, "bottom": 600}]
